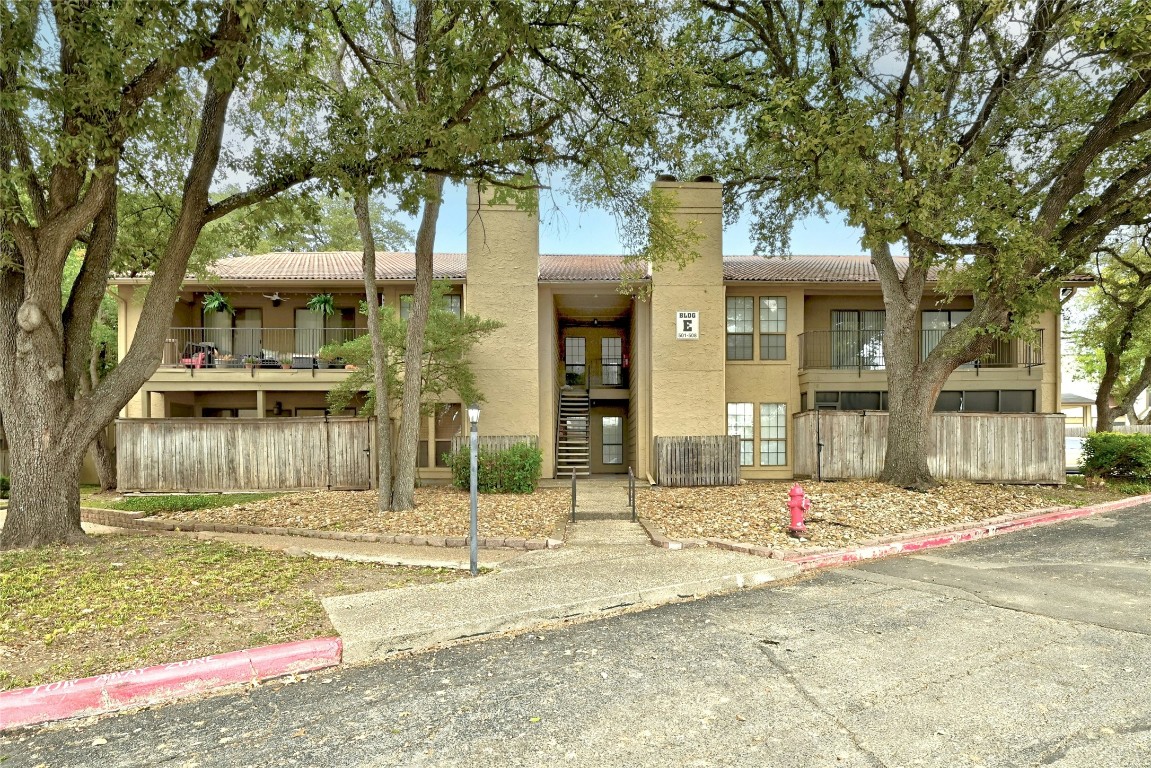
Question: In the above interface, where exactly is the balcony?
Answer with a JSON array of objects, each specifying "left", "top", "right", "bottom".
[
  {"left": 160, "top": 327, "right": 362, "bottom": 369},
  {"left": 798, "top": 329, "right": 1044, "bottom": 372},
  {"left": 560, "top": 360, "right": 629, "bottom": 390}
]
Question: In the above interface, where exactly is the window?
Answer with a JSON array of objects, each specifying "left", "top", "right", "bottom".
[
  {"left": 435, "top": 404, "right": 463, "bottom": 467},
  {"left": 601, "top": 337, "right": 623, "bottom": 386},
  {"left": 442, "top": 294, "right": 462, "bottom": 317},
  {"left": 602, "top": 416, "right": 624, "bottom": 465},
  {"left": 565, "top": 336, "right": 586, "bottom": 386},
  {"left": 831, "top": 310, "right": 885, "bottom": 369},
  {"left": 400, "top": 294, "right": 413, "bottom": 321},
  {"left": 759, "top": 297, "right": 787, "bottom": 360},
  {"left": 922, "top": 309, "right": 970, "bottom": 362},
  {"left": 726, "top": 297, "right": 754, "bottom": 360},
  {"left": 296, "top": 306, "right": 354, "bottom": 353},
  {"left": 727, "top": 402, "right": 754, "bottom": 466},
  {"left": 760, "top": 403, "right": 787, "bottom": 466}
]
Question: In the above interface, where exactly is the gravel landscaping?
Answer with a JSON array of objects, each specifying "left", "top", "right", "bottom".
[{"left": 154, "top": 486, "right": 570, "bottom": 540}]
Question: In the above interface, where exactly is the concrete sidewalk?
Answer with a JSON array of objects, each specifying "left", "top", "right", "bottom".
[{"left": 323, "top": 519, "right": 800, "bottom": 663}]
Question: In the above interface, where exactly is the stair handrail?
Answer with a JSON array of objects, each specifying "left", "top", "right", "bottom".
[{"left": 628, "top": 466, "right": 636, "bottom": 522}]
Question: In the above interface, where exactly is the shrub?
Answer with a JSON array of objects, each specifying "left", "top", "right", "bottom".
[
  {"left": 0, "top": 475, "right": 8, "bottom": 499},
  {"left": 446, "top": 442, "right": 542, "bottom": 494},
  {"left": 1081, "top": 432, "right": 1151, "bottom": 480}
]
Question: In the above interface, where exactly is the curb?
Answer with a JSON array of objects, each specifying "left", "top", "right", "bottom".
[
  {"left": 641, "top": 493, "right": 1151, "bottom": 570},
  {"left": 0, "top": 637, "right": 341, "bottom": 732},
  {"left": 80, "top": 508, "right": 563, "bottom": 552}
]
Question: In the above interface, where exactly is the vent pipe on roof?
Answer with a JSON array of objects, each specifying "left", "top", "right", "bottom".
[{"left": 655, "top": 173, "right": 678, "bottom": 181}]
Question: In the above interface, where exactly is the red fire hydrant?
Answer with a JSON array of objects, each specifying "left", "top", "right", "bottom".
[{"left": 788, "top": 483, "right": 811, "bottom": 537}]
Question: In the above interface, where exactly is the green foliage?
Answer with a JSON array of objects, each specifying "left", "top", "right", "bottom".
[
  {"left": 307, "top": 293, "right": 336, "bottom": 317},
  {"left": 201, "top": 291, "right": 234, "bottom": 315},
  {"left": 678, "top": 1, "right": 1151, "bottom": 324},
  {"left": 446, "top": 443, "right": 543, "bottom": 494},
  {"left": 0, "top": 475, "right": 9, "bottom": 500},
  {"left": 322, "top": 282, "right": 502, "bottom": 416},
  {"left": 1067, "top": 237, "right": 1151, "bottom": 420},
  {"left": 1081, "top": 433, "right": 1151, "bottom": 480},
  {"left": 84, "top": 493, "right": 282, "bottom": 514}
]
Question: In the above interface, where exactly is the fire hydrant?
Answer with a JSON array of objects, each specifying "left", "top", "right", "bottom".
[{"left": 787, "top": 483, "right": 811, "bottom": 537}]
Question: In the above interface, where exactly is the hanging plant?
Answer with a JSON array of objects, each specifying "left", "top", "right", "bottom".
[
  {"left": 307, "top": 292, "right": 336, "bottom": 317},
  {"left": 201, "top": 290, "right": 234, "bottom": 315}
]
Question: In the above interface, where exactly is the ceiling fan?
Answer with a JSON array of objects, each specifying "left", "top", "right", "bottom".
[{"left": 263, "top": 292, "right": 283, "bottom": 307}]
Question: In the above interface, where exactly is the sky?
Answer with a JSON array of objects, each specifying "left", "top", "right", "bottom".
[{"left": 391, "top": 181, "right": 868, "bottom": 257}]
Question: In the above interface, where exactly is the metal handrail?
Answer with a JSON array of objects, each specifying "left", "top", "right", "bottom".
[
  {"left": 628, "top": 466, "right": 636, "bottom": 522},
  {"left": 797, "top": 329, "right": 1045, "bottom": 372},
  {"left": 570, "top": 468, "right": 577, "bottom": 523}
]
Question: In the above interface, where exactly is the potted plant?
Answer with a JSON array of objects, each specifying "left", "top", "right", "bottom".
[
  {"left": 202, "top": 290, "right": 234, "bottom": 315},
  {"left": 307, "top": 292, "right": 335, "bottom": 318},
  {"left": 242, "top": 355, "right": 259, "bottom": 370},
  {"left": 279, "top": 354, "right": 293, "bottom": 370}
]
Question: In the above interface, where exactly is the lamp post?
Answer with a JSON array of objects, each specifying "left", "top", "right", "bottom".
[{"left": 467, "top": 403, "right": 481, "bottom": 577}]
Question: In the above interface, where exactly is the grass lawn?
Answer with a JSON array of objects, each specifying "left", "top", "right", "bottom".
[
  {"left": 80, "top": 492, "right": 284, "bottom": 514},
  {"left": 0, "top": 534, "right": 460, "bottom": 691}
]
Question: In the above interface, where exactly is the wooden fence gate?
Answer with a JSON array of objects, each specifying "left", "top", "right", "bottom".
[
  {"left": 116, "top": 417, "right": 373, "bottom": 492},
  {"left": 654, "top": 435, "right": 741, "bottom": 486}
]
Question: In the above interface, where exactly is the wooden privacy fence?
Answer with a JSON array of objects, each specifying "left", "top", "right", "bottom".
[
  {"left": 655, "top": 435, "right": 741, "bottom": 487},
  {"left": 1065, "top": 425, "right": 1151, "bottom": 438},
  {"left": 449, "top": 434, "right": 539, "bottom": 452},
  {"left": 117, "top": 417, "right": 373, "bottom": 492},
  {"left": 793, "top": 411, "right": 1065, "bottom": 484}
]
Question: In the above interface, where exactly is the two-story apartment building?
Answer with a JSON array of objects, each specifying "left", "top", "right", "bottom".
[{"left": 115, "top": 179, "right": 1072, "bottom": 482}]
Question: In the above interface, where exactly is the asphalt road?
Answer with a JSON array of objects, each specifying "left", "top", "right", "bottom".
[{"left": 4, "top": 505, "right": 1149, "bottom": 768}]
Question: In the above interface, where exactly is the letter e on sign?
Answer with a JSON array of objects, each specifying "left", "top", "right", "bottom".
[{"left": 676, "top": 311, "right": 699, "bottom": 340}]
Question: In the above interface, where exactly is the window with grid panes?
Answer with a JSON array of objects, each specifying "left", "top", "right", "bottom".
[
  {"left": 759, "top": 297, "right": 787, "bottom": 360},
  {"left": 727, "top": 403, "right": 754, "bottom": 466},
  {"left": 726, "top": 297, "right": 754, "bottom": 360},
  {"left": 759, "top": 403, "right": 787, "bottom": 465}
]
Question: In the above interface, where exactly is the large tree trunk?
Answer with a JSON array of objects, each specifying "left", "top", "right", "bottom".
[
  {"left": 0, "top": 404, "right": 87, "bottom": 547},
  {"left": 872, "top": 240, "right": 1006, "bottom": 489},
  {"left": 391, "top": 174, "right": 446, "bottom": 511},
  {"left": 0, "top": 23, "right": 248, "bottom": 548},
  {"left": 354, "top": 190, "right": 393, "bottom": 512}
]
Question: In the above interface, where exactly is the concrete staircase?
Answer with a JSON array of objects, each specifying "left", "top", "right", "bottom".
[{"left": 556, "top": 390, "right": 591, "bottom": 477}]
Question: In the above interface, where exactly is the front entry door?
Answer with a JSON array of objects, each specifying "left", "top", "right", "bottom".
[{"left": 590, "top": 404, "right": 628, "bottom": 474}]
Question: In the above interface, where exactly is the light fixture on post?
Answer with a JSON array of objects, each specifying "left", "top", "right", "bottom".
[{"left": 467, "top": 403, "right": 481, "bottom": 577}]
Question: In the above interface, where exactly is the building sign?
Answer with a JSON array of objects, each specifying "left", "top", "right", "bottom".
[{"left": 676, "top": 311, "right": 699, "bottom": 339}]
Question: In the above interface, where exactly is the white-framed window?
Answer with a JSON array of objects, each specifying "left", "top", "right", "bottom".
[
  {"left": 759, "top": 297, "right": 787, "bottom": 360},
  {"left": 726, "top": 297, "right": 754, "bottom": 360},
  {"left": 727, "top": 402, "right": 754, "bottom": 466},
  {"left": 759, "top": 403, "right": 787, "bottom": 466},
  {"left": 602, "top": 416, "right": 624, "bottom": 465}
]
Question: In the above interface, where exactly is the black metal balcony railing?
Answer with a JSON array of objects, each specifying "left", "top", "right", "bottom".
[
  {"left": 160, "top": 327, "right": 361, "bottom": 369},
  {"left": 560, "top": 360, "right": 628, "bottom": 389},
  {"left": 798, "top": 329, "right": 1044, "bottom": 372}
]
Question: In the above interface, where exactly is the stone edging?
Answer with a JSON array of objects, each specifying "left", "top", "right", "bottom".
[
  {"left": 80, "top": 508, "right": 563, "bottom": 551},
  {"left": 639, "top": 493, "right": 1151, "bottom": 567}
]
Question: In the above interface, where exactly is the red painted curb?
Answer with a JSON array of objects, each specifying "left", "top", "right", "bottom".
[
  {"left": 0, "top": 636, "right": 341, "bottom": 731},
  {"left": 786, "top": 493, "right": 1151, "bottom": 571}
]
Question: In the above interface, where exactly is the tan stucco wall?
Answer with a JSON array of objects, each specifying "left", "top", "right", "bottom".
[
  {"left": 465, "top": 183, "right": 540, "bottom": 438},
  {"left": 723, "top": 285, "right": 806, "bottom": 479},
  {"left": 648, "top": 181, "right": 726, "bottom": 440},
  {"left": 630, "top": 298, "right": 651, "bottom": 477},
  {"left": 538, "top": 287, "right": 557, "bottom": 478}
]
